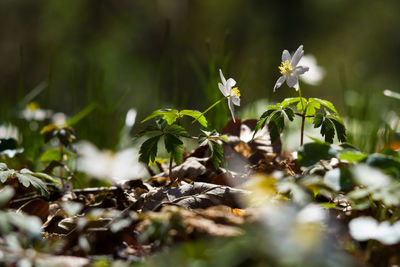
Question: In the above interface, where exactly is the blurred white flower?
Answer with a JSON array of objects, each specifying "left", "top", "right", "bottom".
[
  {"left": 20, "top": 102, "right": 52, "bottom": 121},
  {"left": 296, "top": 203, "right": 327, "bottom": 224},
  {"left": 351, "top": 164, "right": 392, "bottom": 190},
  {"left": 51, "top": 112, "right": 68, "bottom": 126},
  {"left": 298, "top": 54, "right": 325, "bottom": 86},
  {"left": 349, "top": 216, "right": 400, "bottom": 245},
  {"left": 75, "top": 141, "right": 148, "bottom": 183},
  {"left": 125, "top": 109, "right": 137, "bottom": 127},
  {"left": 0, "top": 123, "right": 19, "bottom": 141},
  {"left": 218, "top": 69, "right": 241, "bottom": 122},
  {"left": 274, "top": 45, "right": 309, "bottom": 92}
]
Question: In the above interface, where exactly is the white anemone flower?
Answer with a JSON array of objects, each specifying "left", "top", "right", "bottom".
[
  {"left": 298, "top": 54, "right": 325, "bottom": 86},
  {"left": 218, "top": 69, "right": 241, "bottom": 122},
  {"left": 273, "top": 45, "right": 310, "bottom": 92},
  {"left": 75, "top": 141, "right": 148, "bottom": 183},
  {"left": 20, "top": 102, "right": 52, "bottom": 121},
  {"left": 349, "top": 216, "right": 400, "bottom": 245}
]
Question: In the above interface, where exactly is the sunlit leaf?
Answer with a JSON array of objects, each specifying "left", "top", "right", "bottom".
[
  {"left": 139, "top": 135, "right": 162, "bottom": 165},
  {"left": 180, "top": 109, "right": 208, "bottom": 127},
  {"left": 164, "top": 133, "right": 184, "bottom": 165}
]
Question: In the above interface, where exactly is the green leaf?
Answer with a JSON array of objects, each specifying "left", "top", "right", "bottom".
[
  {"left": 0, "top": 169, "right": 14, "bottom": 183},
  {"left": 16, "top": 170, "right": 49, "bottom": 197},
  {"left": 280, "top": 97, "right": 302, "bottom": 108},
  {"left": 310, "top": 98, "right": 338, "bottom": 114},
  {"left": 297, "top": 142, "right": 339, "bottom": 167},
  {"left": 306, "top": 98, "right": 321, "bottom": 117},
  {"left": 208, "top": 140, "right": 225, "bottom": 169},
  {"left": 267, "top": 110, "right": 285, "bottom": 142},
  {"left": 330, "top": 116, "right": 346, "bottom": 143},
  {"left": 0, "top": 186, "right": 14, "bottom": 208},
  {"left": 180, "top": 110, "right": 208, "bottom": 128},
  {"left": 40, "top": 148, "right": 62, "bottom": 163},
  {"left": 321, "top": 118, "right": 335, "bottom": 143},
  {"left": 164, "top": 134, "right": 184, "bottom": 165},
  {"left": 139, "top": 135, "right": 162, "bottom": 165},
  {"left": 313, "top": 113, "right": 324, "bottom": 128},
  {"left": 296, "top": 98, "right": 308, "bottom": 111},
  {"left": 164, "top": 124, "right": 189, "bottom": 137},
  {"left": 142, "top": 109, "right": 179, "bottom": 125},
  {"left": 283, "top": 107, "right": 295, "bottom": 121},
  {"left": 339, "top": 151, "right": 368, "bottom": 163}
]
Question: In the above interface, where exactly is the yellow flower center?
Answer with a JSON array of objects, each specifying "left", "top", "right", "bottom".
[
  {"left": 278, "top": 60, "right": 293, "bottom": 74},
  {"left": 27, "top": 102, "right": 39, "bottom": 111},
  {"left": 232, "top": 87, "right": 241, "bottom": 98}
]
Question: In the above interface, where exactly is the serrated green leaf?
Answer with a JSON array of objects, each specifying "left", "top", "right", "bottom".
[
  {"left": 253, "top": 117, "right": 268, "bottom": 139},
  {"left": 283, "top": 107, "right": 295, "bottom": 121},
  {"left": 164, "top": 124, "right": 189, "bottom": 137},
  {"left": 0, "top": 170, "right": 14, "bottom": 183},
  {"left": 266, "top": 105, "right": 280, "bottom": 110},
  {"left": 142, "top": 109, "right": 179, "bottom": 125},
  {"left": 139, "top": 135, "right": 162, "bottom": 165},
  {"left": 296, "top": 98, "right": 307, "bottom": 111},
  {"left": 30, "top": 172, "right": 59, "bottom": 184},
  {"left": 313, "top": 113, "right": 324, "bottom": 128},
  {"left": 330, "top": 117, "right": 346, "bottom": 143},
  {"left": 321, "top": 118, "right": 335, "bottom": 143},
  {"left": 180, "top": 110, "right": 208, "bottom": 128},
  {"left": 164, "top": 133, "right": 184, "bottom": 165},
  {"left": 280, "top": 97, "right": 301, "bottom": 107},
  {"left": 137, "top": 125, "right": 161, "bottom": 136},
  {"left": 208, "top": 140, "right": 225, "bottom": 169},
  {"left": 260, "top": 109, "right": 275, "bottom": 120},
  {"left": 311, "top": 98, "right": 338, "bottom": 114},
  {"left": 267, "top": 110, "right": 285, "bottom": 143},
  {"left": 16, "top": 170, "right": 49, "bottom": 197},
  {"left": 306, "top": 99, "right": 321, "bottom": 117}
]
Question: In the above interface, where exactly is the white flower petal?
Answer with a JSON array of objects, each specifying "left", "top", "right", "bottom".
[
  {"left": 286, "top": 75, "right": 298, "bottom": 88},
  {"left": 293, "top": 66, "right": 309, "bottom": 76},
  {"left": 231, "top": 95, "right": 240, "bottom": 106},
  {"left": 351, "top": 164, "right": 392, "bottom": 190},
  {"left": 226, "top": 78, "right": 236, "bottom": 88},
  {"left": 219, "top": 69, "right": 226, "bottom": 85},
  {"left": 349, "top": 217, "right": 379, "bottom": 242},
  {"left": 218, "top": 83, "right": 229, "bottom": 97},
  {"left": 291, "top": 45, "right": 304, "bottom": 67},
  {"left": 299, "top": 55, "right": 325, "bottom": 86},
  {"left": 282, "top": 50, "right": 291, "bottom": 62},
  {"left": 273, "top": 76, "right": 286, "bottom": 92},
  {"left": 228, "top": 99, "right": 236, "bottom": 122}
]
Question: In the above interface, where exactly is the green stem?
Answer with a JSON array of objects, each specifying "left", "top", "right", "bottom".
[
  {"left": 59, "top": 144, "right": 65, "bottom": 186},
  {"left": 192, "top": 96, "right": 226, "bottom": 124},
  {"left": 298, "top": 83, "right": 306, "bottom": 146}
]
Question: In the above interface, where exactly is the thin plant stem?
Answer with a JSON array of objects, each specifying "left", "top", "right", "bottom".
[
  {"left": 298, "top": 83, "right": 307, "bottom": 146},
  {"left": 192, "top": 96, "right": 226, "bottom": 124},
  {"left": 169, "top": 153, "right": 173, "bottom": 183},
  {"left": 59, "top": 143, "right": 65, "bottom": 187}
]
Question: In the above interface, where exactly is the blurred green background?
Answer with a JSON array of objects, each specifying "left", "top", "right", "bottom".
[{"left": 1, "top": 0, "right": 400, "bottom": 152}]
